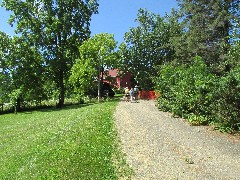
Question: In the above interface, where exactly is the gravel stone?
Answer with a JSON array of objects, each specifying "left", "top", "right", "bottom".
[{"left": 114, "top": 100, "right": 240, "bottom": 180}]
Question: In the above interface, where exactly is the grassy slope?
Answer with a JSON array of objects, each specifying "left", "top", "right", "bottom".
[{"left": 0, "top": 100, "right": 131, "bottom": 179}]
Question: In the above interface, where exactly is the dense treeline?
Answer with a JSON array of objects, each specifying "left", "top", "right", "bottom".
[
  {"left": 0, "top": 0, "right": 240, "bottom": 132},
  {"left": 119, "top": 0, "right": 240, "bottom": 132},
  {"left": 154, "top": 0, "right": 240, "bottom": 132}
]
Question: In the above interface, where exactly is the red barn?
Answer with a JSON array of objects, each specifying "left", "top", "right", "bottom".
[
  {"left": 103, "top": 69, "right": 158, "bottom": 100},
  {"left": 103, "top": 69, "right": 132, "bottom": 89}
]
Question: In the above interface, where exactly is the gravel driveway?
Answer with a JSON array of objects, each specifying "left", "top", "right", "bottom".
[{"left": 114, "top": 100, "right": 240, "bottom": 180}]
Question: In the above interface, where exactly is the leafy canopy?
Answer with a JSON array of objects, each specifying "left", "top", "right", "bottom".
[
  {"left": 1, "top": 0, "right": 99, "bottom": 107},
  {"left": 119, "top": 9, "right": 181, "bottom": 90},
  {"left": 69, "top": 33, "right": 118, "bottom": 96}
]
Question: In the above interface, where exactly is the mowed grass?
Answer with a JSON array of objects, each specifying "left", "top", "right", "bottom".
[{"left": 0, "top": 100, "right": 131, "bottom": 179}]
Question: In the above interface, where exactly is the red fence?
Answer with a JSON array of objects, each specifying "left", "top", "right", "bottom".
[{"left": 140, "top": 90, "right": 160, "bottom": 100}]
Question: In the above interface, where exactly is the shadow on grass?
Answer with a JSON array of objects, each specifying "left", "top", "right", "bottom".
[
  {"left": 38, "top": 96, "right": 121, "bottom": 113},
  {"left": 33, "top": 103, "right": 96, "bottom": 113},
  {"left": 0, "top": 96, "right": 121, "bottom": 115}
]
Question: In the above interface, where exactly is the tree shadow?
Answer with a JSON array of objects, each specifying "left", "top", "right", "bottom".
[
  {"left": 1, "top": 96, "right": 121, "bottom": 115},
  {"left": 37, "top": 103, "right": 96, "bottom": 113}
]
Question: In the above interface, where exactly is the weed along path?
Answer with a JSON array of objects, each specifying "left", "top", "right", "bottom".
[{"left": 114, "top": 100, "right": 240, "bottom": 179}]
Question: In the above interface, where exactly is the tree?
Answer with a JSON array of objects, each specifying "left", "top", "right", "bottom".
[
  {"left": 69, "top": 33, "right": 118, "bottom": 99},
  {"left": 0, "top": 32, "right": 46, "bottom": 112},
  {"left": 0, "top": 32, "right": 12, "bottom": 103},
  {"left": 120, "top": 9, "right": 179, "bottom": 90},
  {"left": 166, "top": 9, "right": 190, "bottom": 64},
  {"left": 2, "top": 0, "right": 99, "bottom": 107},
  {"left": 177, "top": 0, "right": 240, "bottom": 73},
  {"left": 11, "top": 37, "right": 47, "bottom": 103}
]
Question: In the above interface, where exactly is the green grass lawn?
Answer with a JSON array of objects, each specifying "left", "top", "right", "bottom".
[{"left": 0, "top": 100, "right": 132, "bottom": 179}]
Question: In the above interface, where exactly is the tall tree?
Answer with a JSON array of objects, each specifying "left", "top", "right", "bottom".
[
  {"left": 0, "top": 32, "right": 12, "bottom": 103},
  {"left": 120, "top": 9, "right": 179, "bottom": 90},
  {"left": 0, "top": 32, "right": 46, "bottom": 111},
  {"left": 69, "top": 33, "right": 118, "bottom": 98},
  {"left": 2, "top": 0, "right": 99, "bottom": 107},
  {"left": 210, "top": 0, "right": 240, "bottom": 59},
  {"left": 177, "top": 0, "right": 240, "bottom": 72}
]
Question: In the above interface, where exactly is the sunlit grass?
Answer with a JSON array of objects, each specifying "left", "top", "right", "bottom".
[{"left": 0, "top": 100, "right": 132, "bottom": 179}]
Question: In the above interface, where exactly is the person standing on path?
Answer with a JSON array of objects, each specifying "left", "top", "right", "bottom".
[
  {"left": 134, "top": 85, "right": 139, "bottom": 102},
  {"left": 124, "top": 87, "right": 130, "bottom": 102},
  {"left": 129, "top": 87, "right": 134, "bottom": 102}
]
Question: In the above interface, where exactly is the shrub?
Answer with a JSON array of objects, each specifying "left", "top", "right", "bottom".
[
  {"left": 155, "top": 56, "right": 215, "bottom": 125},
  {"left": 113, "top": 87, "right": 124, "bottom": 95},
  {"left": 155, "top": 41, "right": 240, "bottom": 133},
  {"left": 154, "top": 63, "right": 181, "bottom": 111},
  {"left": 211, "top": 66, "right": 240, "bottom": 132}
]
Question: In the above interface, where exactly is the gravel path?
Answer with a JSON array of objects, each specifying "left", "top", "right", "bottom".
[{"left": 114, "top": 100, "right": 240, "bottom": 180}]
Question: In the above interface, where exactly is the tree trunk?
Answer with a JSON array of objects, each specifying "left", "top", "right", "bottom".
[
  {"left": 14, "top": 98, "right": 21, "bottom": 114},
  {"left": 57, "top": 68, "right": 65, "bottom": 108}
]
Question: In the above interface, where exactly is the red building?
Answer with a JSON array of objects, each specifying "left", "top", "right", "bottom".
[
  {"left": 103, "top": 69, "right": 132, "bottom": 89},
  {"left": 103, "top": 69, "right": 158, "bottom": 99}
]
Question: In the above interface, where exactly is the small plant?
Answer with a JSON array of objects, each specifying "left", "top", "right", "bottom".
[
  {"left": 185, "top": 157, "right": 194, "bottom": 164},
  {"left": 188, "top": 114, "right": 208, "bottom": 126}
]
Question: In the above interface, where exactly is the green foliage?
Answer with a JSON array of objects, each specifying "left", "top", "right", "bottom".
[
  {"left": 9, "top": 88, "right": 22, "bottom": 104},
  {"left": 69, "top": 33, "right": 118, "bottom": 97},
  {"left": 153, "top": 0, "right": 240, "bottom": 132},
  {"left": 0, "top": 33, "right": 48, "bottom": 109},
  {"left": 120, "top": 9, "right": 180, "bottom": 90},
  {"left": 211, "top": 66, "right": 240, "bottom": 132},
  {"left": 0, "top": 100, "right": 132, "bottom": 179},
  {"left": 177, "top": 0, "right": 240, "bottom": 70},
  {"left": 0, "top": 32, "right": 12, "bottom": 103},
  {"left": 69, "top": 57, "right": 97, "bottom": 96},
  {"left": 1, "top": 0, "right": 99, "bottom": 107},
  {"left": 155, "top": 56, "right": 215, "bottom": 125},
  {"left": 210, "top": 41, "right": 240, "bottom": 132},
  {"left": 155, "top": 52, "right": 240, "bottom": 132}
]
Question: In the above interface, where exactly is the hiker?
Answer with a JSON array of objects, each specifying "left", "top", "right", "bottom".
[
  {"left": 134, "top": 85, "right": 139, "bottom": 102},
  {"left": 129, "top": 87, "right": 134, "bottom": 102},
  {"left": 124, "top": 87, "right": 130, "bottom": 102}
]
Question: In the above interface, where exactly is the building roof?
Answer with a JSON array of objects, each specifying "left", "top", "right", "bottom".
[{"left": 108, "top": 69, "right": 118, "bottom": 77}]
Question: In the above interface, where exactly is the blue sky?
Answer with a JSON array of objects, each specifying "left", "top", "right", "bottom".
[
  {"left": 0, "top": 0, "right": 178, "bottom": 44},
  {"left": 91, "top": 0, "right": 178, "bottom": 43}
]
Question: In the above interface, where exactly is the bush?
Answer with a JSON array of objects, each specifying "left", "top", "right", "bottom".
[
  {"left": 155, "top": 55, "right": 240, "bottom": 132},
  {"left": 155, "top": 56, "right": 215, "bottom": 125},
  {"left": 113, "top": 87, "right": 124, "bottom": 95},
  {"left": 211, "top": 66, "right": 240, "bottom": 132}
]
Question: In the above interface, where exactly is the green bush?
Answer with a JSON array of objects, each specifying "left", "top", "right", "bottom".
[
  {"left": 113, "top": 87, "right": 124, "bottom": 95},
  {"left": 155, "top": 56, "right": 215, "bottom": 125},
  {"left": 211, "top": 66, "right": 240, "bottom": 132},
  {"left": 155, "top": 55, "right": 240, "bottom": 132}
]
